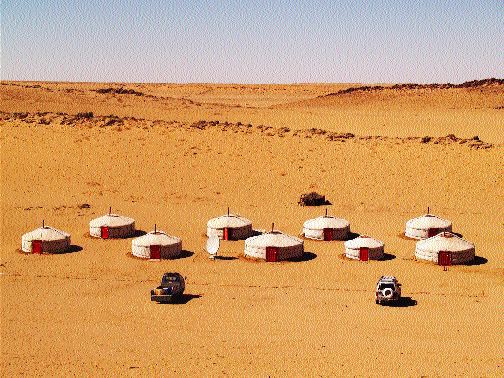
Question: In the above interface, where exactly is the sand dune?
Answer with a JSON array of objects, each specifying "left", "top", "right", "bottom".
[
  {"left": 3, "top": 79, "right": 502, "bottom": 144},
  {"left": 1, "top": 81, "right": 503, "bottom": 376}
]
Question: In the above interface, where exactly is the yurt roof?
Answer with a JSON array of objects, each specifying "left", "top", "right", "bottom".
[
  {"left": 344, "top": 235, "right": 384, "bottom": 249},
  {"left": 303, "top": 215, "right": 350, "bottom": 229},
  {"left": 207, "top": 214, "right": 252, "bottom": 228},
  {"left": 89, "top": 213, "right": 135, "bottom": 228},
  {"left": 23, "top": 226, "right": 70, "bottom": 241},
  {"left": 416, "top": 232, "right": 474, "bottom": 251},
  {"left": 406, "top": 214, "right": 451, "bottom": 229},
  {"left": 246, "top": 231, "right": 303, "bottom": 248},
  {"left": 132, "top": 231, "right": 181, "bottom": 247}
]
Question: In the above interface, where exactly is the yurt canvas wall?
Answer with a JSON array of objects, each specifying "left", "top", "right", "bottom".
[
  {"left": 207, "top": 214, "right": 253, "bottom": 240},
  {"left": 415, "top": 232, "right": 475, "bottom": 265},
  {"left": 131, "top": 231, "right": 182, "bottom": 259},
  {"left": 303, "top": 215, "right": 350, "bottom": 241},
  {"left": 21, "top": 226, "right": 71, "bottom": 254},
  {"left": 405, "top": 214, "right": 452, "bottom": 239},
  {"left": 244, "top": 231, "right": 304, "bottom": 261},
  {"left": 89, "top": 213, "right": 135, "bottom": 239},
  {"left": 344, "top": 235, "right": 384, "bottom": 261}
]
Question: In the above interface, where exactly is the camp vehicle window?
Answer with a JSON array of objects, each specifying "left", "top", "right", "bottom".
[
  {"left": 164, "top": 275, "right": 178, "bottom": 282},
  {"left": 379, "top": 283, "right": 395, "bottom": 290}
]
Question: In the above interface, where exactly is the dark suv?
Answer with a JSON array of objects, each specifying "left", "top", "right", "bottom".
[{"left": 151, "top": 272, "right": 185, "bottom": 303}]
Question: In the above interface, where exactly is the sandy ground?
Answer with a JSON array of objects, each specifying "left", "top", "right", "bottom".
[{"left": 1, "top": 80, "right": 503, "bottom": 376}]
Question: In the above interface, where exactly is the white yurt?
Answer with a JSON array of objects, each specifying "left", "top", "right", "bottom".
[
  {"left": 415, "top": 232, "right": 475, "bottom": 265},
  {"left": 89, "top": 209, "right": 135, "bottom": 239},
  {"left": 405, "top": 213, "right": 452, "bottom": 239},
  {"left": 344, "top": 235, "right": 384, "bottom": 261},
  {"left": 131, "top": 227, "right": 182, "bottom": 259},
  {"left": 303, "top": 211, "right": 350, "bottom": 241},
  {"left": 21, "top": 224, "right": 71, "bottom": 254},
  {"left": 207, "top": 209, "right": 253, "bottom": 240},
  {"left": 244, "top": 230, "right": 304, "bottom": 262}
]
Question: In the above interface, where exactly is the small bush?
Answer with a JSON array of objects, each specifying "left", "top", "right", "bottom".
[{"left": 298, "top": 192, "right": 331, "bottom": 206}]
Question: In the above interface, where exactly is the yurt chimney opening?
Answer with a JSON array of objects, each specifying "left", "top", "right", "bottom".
[
  {"left": 154, "top": 223, "right": 157, "bottom": 234},
  {"left": 427, "top": 206, "right": 430, "bottom": 214},
  {"left": 325, "top": 208, "right": 328, "bottom": 217},
  {"left": 42, "top": 219, "right": 45, "bottom": 229},
  {"left": 227, "top": 207, "right": 230, "bottom": 216},
  {"left": 109, "top": 206, "right": 112, "bottom": 215}
]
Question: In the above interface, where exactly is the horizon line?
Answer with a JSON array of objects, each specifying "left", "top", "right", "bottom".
[{"left": 1, "top": 77, "right": 501, "bottom": 86}]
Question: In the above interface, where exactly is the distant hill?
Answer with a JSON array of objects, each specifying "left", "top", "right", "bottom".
[
  {"left": 274, "top": 78, "right": 504, "bottom": 110},
  {"left": 323, "top": 78, "right": 504, "bottom": 97}
]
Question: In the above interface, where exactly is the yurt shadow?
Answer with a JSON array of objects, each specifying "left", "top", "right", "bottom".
[
  {"left": 17, "top": 244, "right": 83, "bottom": 255},
  {"left": 132, "top": 230, "right": 147, "bottom": 238},
  {"left": 53, "top": 245, "right": 83, "bottom": 254},
  {"left": 382, "top": 297, "right": 417, "bottom": 307},
  {"left": 87, "top": 229, "right": 147, "bottom": 239},
  {"left": 126, "top": 249, "right": 193, "bottom": 260},
  {"left": 345, "top": 231, "right": 361, "bottom": 241},
  {"left": 286, "top": 251, "right": 317, "bottom": 262},
  {"left": 251, "top": 229, "right": 265, "bottom": 237},
  {"left": 464, "top": 256, "right": 488, "bottom": 266},
  {"left": 379, "top": 253, "right": 396, "bottom": 261},
  {"left": 109, "top": 229, "right": 146, "bottom": 239},
  {"left": 174, "top": 250, "right": 194, "bottom": 259},
  {"left": 338, "top": 253, "right": 395, "bottom": 262},
  {"left": 155, "top": 294, "right": 202, "bottom": 305},
  {"left": 397, "top": 231, "right": 463, "bottom": 241}
]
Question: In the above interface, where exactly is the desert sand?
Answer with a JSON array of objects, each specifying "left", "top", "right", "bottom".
[{"left": 1, "top": 79, "right": 503, "bottom": 376}]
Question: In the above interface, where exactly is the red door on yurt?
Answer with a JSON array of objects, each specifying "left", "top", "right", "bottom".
[
  {"left": 359, "top": 247, "right": 369, "bottom": 261},
  {"left": 150, "top": 245, "right": 161, "bottom": 259},
  {"left": 223, "top": 228, "right": 231, "bottom": 240},
  {"left": 266, "top": 247, "right": 278, "bottom": 262},
  {"left": 438, "top": 251, "right": 452, "bottom": 266},
  {"left": 101, "top": 226, "right": 109, "bottom": 239},
  {"left": 323, "top": 228, "right": 333, "bottom": 241},
  {"left": 427, "top": 228, "right": 439, "bottom": 238},
  {"left": 32, "top": 240, "right": 43, "bottom": 254}
]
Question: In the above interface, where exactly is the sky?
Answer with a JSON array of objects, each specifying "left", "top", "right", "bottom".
[{"left": 1, "top": 0, "right": 503, "bottom": 83}]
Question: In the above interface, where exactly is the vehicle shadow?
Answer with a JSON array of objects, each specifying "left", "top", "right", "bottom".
[
  {"left": 157, "top": 294, "right": 202, "bottom": 305},
  {"left": 287, "top": 251, "right": 317, "bottom": 262},
  {"left": 382, "top": 296, "right": 417, "bottom": 307}
]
